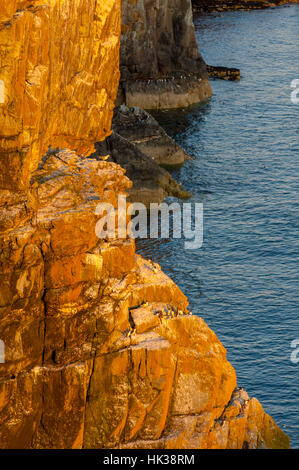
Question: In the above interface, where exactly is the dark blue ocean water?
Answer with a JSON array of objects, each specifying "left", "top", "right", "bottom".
[{"left": 136, "top": 4, "right": 299, "bottom": 447}]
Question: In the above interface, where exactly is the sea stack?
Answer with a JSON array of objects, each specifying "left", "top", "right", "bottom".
[{"left": 119, "top": 0, "right": 212, "bottom": 109}]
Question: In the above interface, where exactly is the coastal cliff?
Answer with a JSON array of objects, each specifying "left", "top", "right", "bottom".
[
  {"left": 112, "top": 0, "right": 212, "bottom": 200},
  {"left": 0, "top": 0, "right": 290, "bottom": 449},
  {"left": 119, "top": 0, "right": 212, "bottom": 109}
]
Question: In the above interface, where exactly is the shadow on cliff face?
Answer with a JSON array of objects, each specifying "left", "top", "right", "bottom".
[
  {"left": 114, "top": 0, "right": 241, "bottom": 206},
  {"left": 112, "top": 105, "right": 190, "bottom": 167},
  {"left": 119, "top": 0, "right": 212, "bottom": 109},
  {"left": 92, "top": 131, "right": 190, "bottom": 208}
]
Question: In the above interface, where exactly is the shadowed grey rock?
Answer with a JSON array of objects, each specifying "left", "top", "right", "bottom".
[
  {"left": 93, "top": 133, "right": 190, "bottom": 207},
  {"left": 113, "top": 105, "right": 190, "bottom": 167},
  {"left": 120, "top": 0, "right": 212, "bottom": 109}
]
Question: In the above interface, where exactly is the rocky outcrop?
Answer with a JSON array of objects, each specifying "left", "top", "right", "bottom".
[
  {"left": 0, "top": 146, "right": 290, "bottom": 449},
  {"left": 93, "top": 132, "right": 190, "bottom": 207},
  {"left": 97, "top": 105, "right": 192, "bottom": 205},
  {"left": 113, "top": 105, "right": 189, "bottom": 166},
  {"left": 192, "top": 0, "right": 299, "bottom": 12},
  {"left": 207, "top": 65, "right": 241, "bottom": 81},
  {"left": 115, "top": 0, "right": 211, "bottom": 196},
  {"left": 0, "top": 0, "right": 290, "bottom": 450},
  {"left": 119, "top": 0, "right": 212, "bottom": 109}
]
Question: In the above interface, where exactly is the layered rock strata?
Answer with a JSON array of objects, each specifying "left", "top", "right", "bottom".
[
  {"left": 0, "top": 146, "right": 290, "bottom": 449},
  {"left": 119, "top": 0, "right": 212, "bottom": 109},
  {"left": 0, "top": 0, "right": 120, "bottom": 195},
  {"left": 113, "top": 105, "right": 189, "bottom": 167},
  {"left": 93, "top": 132, "right": 190, "bottom": 207},
  {"left": 0, "top": 0, "right": 290, "bottom": 450}
]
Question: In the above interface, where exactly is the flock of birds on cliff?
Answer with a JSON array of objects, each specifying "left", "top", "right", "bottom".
[
  {"left": 120, "top": 259, "right": 194, "bottom": 338},
  {"left": 217, "top": 388, "right": 250, "bottom": 427},
  {"left": 121, "top": 302, "right": 193, "bottom": 338}
]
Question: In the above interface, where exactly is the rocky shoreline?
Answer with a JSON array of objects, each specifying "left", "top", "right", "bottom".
[
  {"left": 93, "top": 131, "right": 190, "bottom": 207},
  {"left": 115, "top": 0, "right": 244, "bottom": 202},
  {"left": 0, "top": 0, "right": 290, "bottom": 449},
  {"left": 192, "top": 0, "right": 299, "bottom": 12},
  {"left": 112, "top": 0, "right": 211, "bottom": 203}
]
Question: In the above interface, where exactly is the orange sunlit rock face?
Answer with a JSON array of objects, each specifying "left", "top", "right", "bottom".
[
  {"left": 0, "top": 0, "right": 290, "bottom": 449},
  {"left": 0, "top": 0, "right": 121, "bottom": 192}
]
